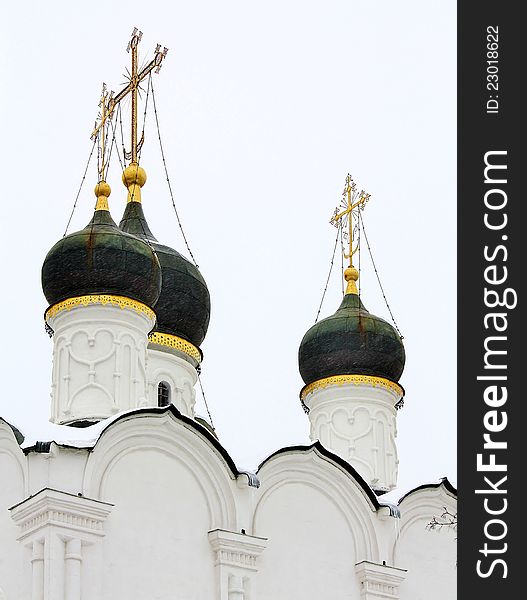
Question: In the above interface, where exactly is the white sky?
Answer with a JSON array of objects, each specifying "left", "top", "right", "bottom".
[{"left": 1, "top": 0, "right": 456, "bottom": 500}]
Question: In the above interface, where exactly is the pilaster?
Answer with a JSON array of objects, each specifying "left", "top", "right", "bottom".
[
  {"left": 208, "top": 529, "right": 267, "bottom": 600},
  {"left": 10, "top": 489, "right": 112, "bottom": 600},
  {"left": 355, "top": 561, "right": 407, "bottom": 600}
]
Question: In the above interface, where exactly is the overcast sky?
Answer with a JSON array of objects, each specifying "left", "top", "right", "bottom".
[{"left": 1, "top": 0, "right": 456, "bottom": 500}]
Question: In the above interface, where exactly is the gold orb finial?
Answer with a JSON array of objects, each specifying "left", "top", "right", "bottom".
[
  {"left": 94, "top": 180, "right": 111, "bottom": 211},
  {"left": 122, "top": 162, "right": 147, "bottom": 203},
  {"left": 344, "top": 266, "right": 359, "bottom": 295}
]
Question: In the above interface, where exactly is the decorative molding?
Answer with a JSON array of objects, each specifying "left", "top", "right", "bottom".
[
  {"left": 208, "top": 529, "right": 267, "bottom": 572},
  {"left": 301, "top": 375, "right": 404, "bottom": 402},
  {"left": 48, "top": 302, "right": 152, "bottom": 424},
  {"left": 10, "top": 488, "right": 113, "bottom": 542},
  {"left": 306, "top": 388, "right": 399, "bottom": 492},
  {"left": 45, "top": 294, "right": 155, "bottom": 323},
  {"left": 146, "top": 349, "right": 198, "bottom": 417},
  {"left": 83, "top": 412, "right": 238, "bottom": 531},
  {"left": 148, "top": 331, "right": 202, "bottom": 363},
  {"left": 254, "top": 449, "right": 380, "bottom": 563},
  {"left": 355, "top": 561, "right": 407, "bottom": 600}
]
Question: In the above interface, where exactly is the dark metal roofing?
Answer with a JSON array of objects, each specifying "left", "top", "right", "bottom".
[
  {"left": 119, "top": 202, "right": 210, "bottom": 347},
  {"left": 0, "top": 417, "right": 25, "bottom": 445},
  {"left": 298, "top": 293, "right": 405, "bottom": 386},
  {"left": 398, "top": 477, "right": 458, "bottom": 504},
  {"left": 22, "top": 405, "right": 241, "bottom": 480},
  {"left": 256, "top": 441, "right": 381, "bottom": 510},
  {"left": 42, "top": 209, "right": 162, "bottom": 308}
]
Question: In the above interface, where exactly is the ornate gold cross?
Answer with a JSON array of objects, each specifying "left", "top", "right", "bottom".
[
  {"left": 330, "top": 174, "right": 370, "bottom": 269},
  {"left": 91, "top": 28, "right": 168, "bottom": 165},
  {"left": 92, "top": 83, "right": 111, "bottom": 181}
]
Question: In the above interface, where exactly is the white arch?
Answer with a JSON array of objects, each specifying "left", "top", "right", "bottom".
[
  {"left": 392, "top": 483, "right": 457, "bottom": 565},
  {"left": 82, "top": 410, "right": 238, "bottom": 530},
  {"left": 253, "top": 447, "right": 380, "bottom": 562},
  {"left": 0, "top": 421, "right": 28, "bottom": 497}
]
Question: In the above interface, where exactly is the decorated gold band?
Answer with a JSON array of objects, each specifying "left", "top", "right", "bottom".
[
  {"left": 45, "top": 294, "right": 156, "bottom": 321},
  {"left": 148, "top": 331, "right": 202, "bottom": 363},
  {"left": 300, "top": 374, "right": 404, "bottom": 401}
]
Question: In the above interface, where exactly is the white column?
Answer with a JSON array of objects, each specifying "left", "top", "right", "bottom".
[
  {"left": 228, "top": 574, "right": 245, "bottom": 600},
  {"left": 208, "top": 530, "right": 267, "bottom": 600},
  {"left": 64, "top": 538, "right": 82, "bottom": 600},
  {"left": 47, "top": 299, "right": 155, "bottom": 424},
  {"left": 11, "top": 489, "right": 112, "bottom": 600},
  {"left": 30, "top": 540, "right": 45, "bottom": 600},
  {"left": 303, "top": 378, "right": 403, "bottom": 492},
  {"left": 355, "top": 561, "right": 407, "bottom": 600}
]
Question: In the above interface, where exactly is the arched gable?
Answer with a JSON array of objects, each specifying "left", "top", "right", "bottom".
[
  {"left": 393, "top": 480, "right": 457, "bottom": 599},
  {"left": 254, "top": 443, "right": 380, "bottom": 562},
  {"left": 0, "top": 419, "right": 29, "bottom": 599},
  {"left": 0, "top": 419, "right": 27, "bottom": 497},
  {"left": 82, "top": 407, "right": 239, "bottom": 531}
]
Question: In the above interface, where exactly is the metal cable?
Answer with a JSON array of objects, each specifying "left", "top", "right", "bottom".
[
  {"left": 315, "top": 224, "right": 341, "bottom": 323},
  {"left": 197, "top": 373, "right": 216, "bottom": 431},
  {"left": 119, "top": 100, "right": 127, "bottom": 162},
  {"left": 358, "top": 211, "right": 404, "bottom": 338},
  {"left": 137, "top": 73, "right": 152, "bottom": 162},
  {"left": 63, "top": 138, "right": 97, "bottom": 237},
  {"left": 107, "top": 105, "right": 125, "bottom": 175},
  {"left": 340, "top": 223, "right": 345, "bottom": 296},
  {"left": 150, "top": 79, "right": 199, "bottom": 267}
]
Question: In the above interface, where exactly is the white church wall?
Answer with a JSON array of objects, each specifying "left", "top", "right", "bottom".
[
  {"left": 1, "top": 411, "right": 456, "bottom": 599},
  {"left": 80, "top": 412, "right": 240, "bottom": 599},
  {"left": 394, "top": 484, "right": 457, "bottom": 600},
  {"left": 253, "top": 448, "right": 380, "bottom": 600},
  {"left": 146, "top": 348, "right": 198, "bottom": 417},
  {"left": 0, "top": 422, "right": 30, "bottom": 600},
  {"left": 26, "top": 445, "right": 89, "bottom": 498}
]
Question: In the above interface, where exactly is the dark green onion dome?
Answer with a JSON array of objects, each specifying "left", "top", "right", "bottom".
[
  {"left": 299, "top": 268, "right": 405, "bottom": 386},
  {"left": 42, "top": 181, "right": 162, "bottom": 308},
  {"left": 119, "top": 165, "right": 210, "bottom": 348}
]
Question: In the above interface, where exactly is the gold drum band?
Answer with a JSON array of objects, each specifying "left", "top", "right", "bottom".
[
  {"left": 45, "top": 294, "right": 156, "bottom": 321},
  {"left": 301, "top": 374, "right": 404, "bottom": 401},
  {"left": 148, "top": 331, "right": 202, "bottom": 363}
]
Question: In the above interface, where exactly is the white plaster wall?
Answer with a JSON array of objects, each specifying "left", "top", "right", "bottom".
[
  {"left": 26, "top": 446, "right": 89, "bottom": 497},
  {"left": 1, "top": 412, "right": 457, "bottom": 599},
  {"left": 80, "top": 412, "right": 239, "bottom": 599},
  {"left": 394, "top": 486, "right": 457, "bottom": 599},
  {"left": 305, "top": 383, "right": 400, "bottom": 492},
  {"left": 146, "top": 347, "right": 197, "bottom": 417},
  {"left": 254, "top": 481, "right": 360, "bottom": 599},
  {"left": 253, "top": 449, "right": 380, "bottom": 600},
  {"left": 48, "top": 304, "right": 155, "bottom": 424},
  {"left": 0, "top": 423, "right": 30, "bottom": 600},
  {"left": 95, "top": 447, "right": 216, "bottom": 599}
]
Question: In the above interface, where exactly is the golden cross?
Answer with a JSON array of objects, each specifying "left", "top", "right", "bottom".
[
  {"left": 90, "top": 28, "right": 168, "bottom": 165},
  {"left": 330, "top": 174, "right": 370, "bottom": 269},
  {"left": 91, "top": 83, "right": 112, "bottom": 181}
]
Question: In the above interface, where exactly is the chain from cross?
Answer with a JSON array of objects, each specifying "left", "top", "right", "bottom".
[
  {"left": 330, "top": 174, "right": 370, "bottom": 268},
  {"left": 90, "top": 28, "right": 168, "bottom": 165}
]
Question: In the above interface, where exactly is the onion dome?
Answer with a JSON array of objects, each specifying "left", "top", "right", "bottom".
[
  {"left": 119, "top": 164, "right": 210, "bottom": 349},
  {"left": 299, "top": 266, "right": 405, "bottom": 387},
  {"left": 42, "top": 181, "right": 162, "bottom": 308}
]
